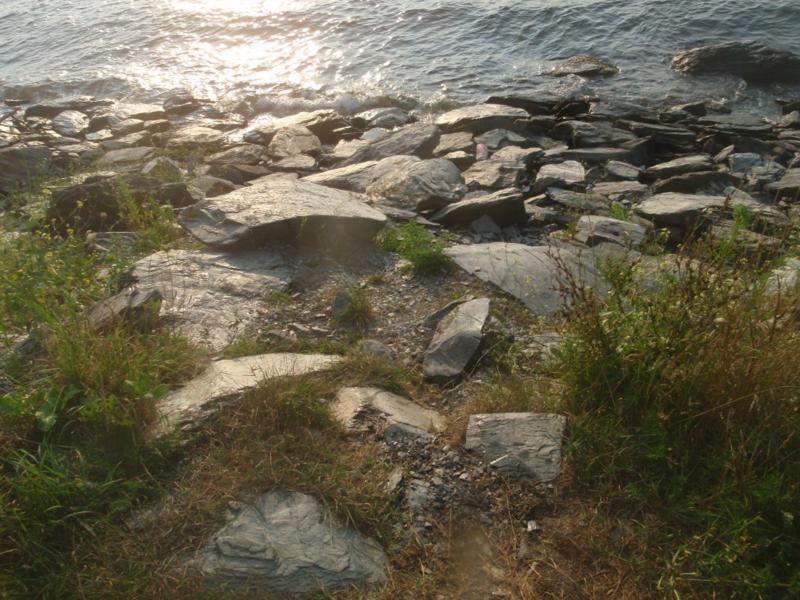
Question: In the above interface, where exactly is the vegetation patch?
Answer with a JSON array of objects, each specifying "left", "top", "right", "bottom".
[{"left": 377, "top": 221, "right": 452, "bottom": 276}]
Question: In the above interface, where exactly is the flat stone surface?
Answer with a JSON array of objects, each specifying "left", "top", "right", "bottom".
[
  {"left": 650, "top": 171, "right": 739, "bottom": 195},
  {"left": 575, "top": 215, "right": 648, "bottom": 247},
  {"left": 267, "top": 125, "right": 322, "bottom": 159},
  {"left": 52, "top": 110, "right": 89, "bottom": 137},
  {"left": 207, "top": 144, "right": 265, "bottom": 165},
  {"left": 430, "top": 188, "right": 525, "bottom": 226},
  {"left": 534, "top": 160, "right": 585, "bottom": 190},
  {"left": 128, "top": 248, "right": 296, "bottom": 351},
  {"left": 97, "top": 146, "right": 157, "bottom": 169},
  {"left": 551, "top": 55, "right": 618, "bottom": 77},
  {"left": 445, "top": 243, "right": 608, "bottom": 315},
  {"left": 766, "top": 169, "right": 800, "bottom": 199},
  {"left": 672, "top": 41, "right": 800, "bottom": 82},
  {"left": 591, "top": 180, "right": 648, "bottom": 201},
  {"left": 544, "top": 188, "right": 610, "bottom": 215},
  {"left": 166, "top": 126, "right": 225, "bottom": 151},
  {"left": 551, "top": 147, "right": 632, "bottom": 163},
  {"left": 178, "top": 177, "right": 387, "bottom": 249},
  {"left": 423, "top": 298, "right": 490, "bottom": 382},
  {"left": 243, "top": 110, "right": 347, "bottom": 145},
  {"left": 434, "top": 131, "right": 475, "bottom": 156},
  {"left": 465, "top": 413, "right": 567, "bottom": 481},
  {"left": 605, "top": 160, "right": 642, "bottom": 180},
  {"left": 634, "top": 192, "right": 727, "bottom": 227},
  {"left": 340, "top": 123, "right": 440, "bottom": 166},
  {"left": 332, "top": 387, "right": 445, "bottom": 435},
  {"left": 366, "top": 157, "right": 465, "bottom": 212},
  {"left": 462, "top": 146, "right": 541, "bottom": 190},
  {"left": 435, "top": 104, "right": 530, "bottom": 134},
  {"left": 552, "top": 120, "right": 637, "bottom": 148},
  {"left": 301, "top": 161, "right": 379, "bottom": 192},
  {"left": 647, "top": 155, "right": 714, "bottom": 178},
  {"left": 157, "top": 353, "right": 341, "bottom": 435},
  {"left": 194, "top": 491, "right": 387, "bottom": 593}
]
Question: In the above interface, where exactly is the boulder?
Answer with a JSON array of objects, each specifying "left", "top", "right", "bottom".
[
  {"left": 551, "top": 55, "right": 618, "bottom": 77},
  {"left": 165, "top": 126, "right": 226, "bottom": 152},
  {"left": 47, "top": 178, "right": 123, "bottom": 232},
  {"left": 352, "top": 107, "right": 409, "bottom": 129},
  {"left": 430, "top": 188, "right": 525, "bottom": 226},
  {"left": 128, "top": 248, "right": 296, "bottom": 351},
  {"left": 534, "top": 161, "right": 585, "bottom": 191},
  {"left": 647, "top": 155, "right": 714, "bottom": 178},
  {"left": 605, "top": 160, "right": 642, "bottom": 180},
  {"left": 465, "top": 413, "right": 567, "bottom": 481},
  {"left": 650, "top": 171, "right": 739, "bottom": 195},
  {"left": 243, "top": 110, "right": 348, "bottom": 145},
  {"left": 616, "top": 120, "right": 696, "bottom": 151},
  {"left": 435, "top": 104, "right": 530, "bottom": 134},
  {"left": 474, "top": 129, "right": 527, "bottom": 151},
  {"left": 142, "top": 156, "right": 184, "bottom": 181},
  {"left": 765, "top": 169, "right": 800, "bottom": 199},
  {"left": 206, "top": 144, "right": 265, "bottom": 165},
  {"left": 177, "top": 177, "right": 387, "bottom": 249},
  {"left": 267, "top": 125, "right": 322, "bottom": 159},
  {"left": 551, "top": 147, "right": 632, "bottom": 163},
  {"left": 83, "top": 288, "right": 163, "bottom": 332},
  {"left": 108, "top": 103, "right": 167, "bottom": 121},
  {"left": 543, "top": 188, "right": 610, "bottom": 215},
  {"left": 301, "top": 160, "right": 379, "bottom": 193},
  {"left": 0, "top": 145, "right": 52, "bottom": 194},
  {"left": 97, "top": 146, "right": 157, "bottom": 170},
  {"left": 434, "top": 131, "right": 475, "bottom": 156},
  {"left": 423, "top": 298, "right": 490, "bottom": 382},
  {"left": 574, "top": 215, "right": 648, "bottom": 247},
  {"left": 110, "top": 118, "right": 145, "bottom": 137},
  {"left": 194, "top": 491, "right": 387, "bottom": 593},
  {"left": 551, "top": 121, "right": 637, "bottom": 148},
  {"left": 591, "top": 180, "right": 648, "bottom": 202},
  {"left": 697, "top": 114, "right": 772, "bottom": 136},
  {"left": 156, "top": 353, "right": 341, "bottom": 435},
  {"left": 51, "top": 111, "right": 89, "bottom": 137},
  {"left": 332, "top": 387, "right": 445, "bottom": 437},
  {"left": 635, "top": 193, "right": 728, "bottom": 228},
  {"left": 445, "top": 243, "right": 608, "bottom": 315},
  {"left": 366, "top": 157, "right": 466, "bottom": 212},
  {"left": 189, "top": 175, "right": 236, "bottom": 197},
  {"left": 340, "top": 123, "right": 440, "bottom": 166},
  {"left": 462, "top": 146, "right": 541, "bottom": 190},
  {"left": 672, "top": 41, "right": 800, "bottom": 82},
  {"left": 24, "top": 96, "right": 111, "bottom": 119}
]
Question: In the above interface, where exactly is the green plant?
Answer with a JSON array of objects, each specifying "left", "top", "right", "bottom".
[
  {"left": 331, "top": 286, "right": 373, "bottom": 331},
  {"left": 377, "top": 221, "right": 451, "bottom": 276},
  {"left": 609, "top": 201, "right": 632, "bottom": 221}
]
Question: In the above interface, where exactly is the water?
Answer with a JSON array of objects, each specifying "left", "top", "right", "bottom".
[{"left": 1, "top": 0, "right": 799, "bottom": 116}]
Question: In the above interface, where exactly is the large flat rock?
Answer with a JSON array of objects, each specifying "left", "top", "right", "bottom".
[
  {"left": 331, "top": 387, "right": 445, "bottom": 436},
  {"left": 194, "top": 491, "right": 387, "bottom": 593},
  {"left": 435, "top": 104, "right": 531, "bottom": 134},
  {"left": 672, "top": 41, "right": 800, "bottom": 82},
  {"left": 340, "top": 123, "right": 440, "bottom": 166},
  {"left": 128, "top": 249, "right": 296, "bottom": 351},
  {"left": 178, "top": 177, "right": 387, "bottom": 249},
  {"left": 766, "top": 168, "right": 800, "bottom": 199},
  {"left": 634, "top": 193, "right": 727, "bottom": 227},
  {"left": 431, "top": 188, "right": 525, "bottom": 226},
  {"left": 465, "top": 413, "right": 567, "bottom": 481},
  {"left": 366, "top": 157, "right": 466, "bottom": 212},
  {"left": 445, "top": 243, "right": 608, "bottom": 315},
  {"left": 301, "top": 161, "right": 379, "bottom": 192},
  {"left": 156, "top": 353, "right": 341, "bottom": 435},
  {"left": 423, "top": 298, "right": 490, "bottom": 382}
]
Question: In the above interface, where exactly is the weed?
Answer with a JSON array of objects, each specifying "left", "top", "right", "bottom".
[
  {"left": 377, "top": 221, "right": 452, "bottom": 276},
  {"left": 331, "top": 286, "right": 373, "bottom": 331}
]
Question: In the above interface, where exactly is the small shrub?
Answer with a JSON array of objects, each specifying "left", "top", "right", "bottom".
[
  {"left": 331, "top": 286, "right": 373, "bottom": 331},
  {"left": 377, "top": 221, "right": 451, "bottom": 275}
]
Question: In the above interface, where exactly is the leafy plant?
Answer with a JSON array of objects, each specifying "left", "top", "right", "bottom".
[{"left": 377, "top": 221, "right": 451, "bottom": 275}]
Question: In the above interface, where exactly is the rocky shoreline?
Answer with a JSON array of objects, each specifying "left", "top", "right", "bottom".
[{"left": 2, "top": 41, "right": 800, "bottom": 596}]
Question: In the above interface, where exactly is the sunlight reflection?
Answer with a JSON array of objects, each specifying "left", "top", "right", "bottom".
[{"left": 171, "top": 0, "right": 310, "bottom": 14}]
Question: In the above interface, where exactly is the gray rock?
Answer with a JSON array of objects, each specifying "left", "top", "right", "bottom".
[
  {"left": 442, "top": 150, "right": 475, "bottom": 170},
  {"left": 551, "top": 55, "right": 618, "bottom": 77},
  {"left": 353, "top": 107, "right": 409, "bottom": 129},
  {"left": 435, "top": 104, "right": 531, "bottom": 134},
  {"left": 0, "top": 145, "right": 52, "bottom": 194},
  {"left": 189, "top": 175, "right": 237, "bottom": 197},
  {"left": 165, "top": 126, "right": 225, "bottom": 152},
  {"left": 475, "top": 129, "right": 527, "bottom": 151},
  {"left": 83, "top": 288, "right": 163, "bottom": 332},
  {"left": 462, "top": 146, "right": 541, "bottom": 190},
  {"left": 194, "top": 491, "right": 387, "bottom": 592},
  {"left": 207, "top": 144, "right": 265, "bottom": 165},
  {"left": 243, "top": 110, "right": 347, "bottom": 145},
  {"left": 550, "top": 147, "right": 633, "bottom": 163},
  {"left": 445, "top": 243, "right": 608, "bottom": 315},
  {"left": 101, "top": 131, "right": 152, "bottom": 151},
  {"left": 635, "top": 192, "right": 732, "bottom": 228},
  {"left": 430, "top": 188, "right": 525, "bottom": 226},
  {"left": 728, "top": 153, "right": 765, "bottom": 174},
  {"left": 544, "top": 188, "right": 611, "bottom": 215},
  {"left": 301, "top": 160, "right": 379, "bottom": 193},
  {"left": 471, "top": 214, "right": 503, "bottom": 235},
  {"left": 356, "top": 339, "right": 394, "bottom": 360},
  {"left": 52, "top": 110, "right": 89, "bottom": 137},
  {"left": 647, "top": 155, "right": 714, "bottom": 178},
  {"left": 110, "top": 118, "right": 145, "bottom": 137},
  {"left": 142, "top": 156, "right": 184, "bottom": 180},
  {"left": 109, "top": 103, "right": 167, "bottom": 121},
  {"left": 617, "top": 120, "right": 696, "bottom": 151},
  {"left": 270, "top": 154, "right": 317, "bottom": 172},
  {"left": 591, "top": 180, "right": 648, "bottom": 202},
  {"left": 650, "top": 171, "right": 739, "bottom": 195},
  {"left": 25, "top": 96, "right": 111, "bottom": 119},
  {"left": 765, "top": 169, "right": 800, "bottom": 199},
  {"left": 267, "top": 125, "right": 322, "bottom": 159},
  {"left": 331, "top": 387, "right": 445, "bottom": 435},
  {"left": 434, "top": 131, "right": 474, "bottom": 156},
  {"left": 361, "top": 128, "right": 391, "bottom": 142},
  {"left": 465, "top": 413, "right": 567, "bottom": 481},
  {"left": 766, "top": 258, "right": 800, "bottom": 296},
  {"left": 128, "top": 248, "right": 296, "bottom": 351},
  {"left": 672, "top": 41, "right": 800, "bottom": 82},
  {"left": 157, "top": 353, "right": 341, "bottom": 435},
  {"left": 178, "top": 177, "right": 387, "bottom": 249},
  {"left": 551, "top": 120, "right": 637, "bottom": 148},
  {"left": 47, "top": 178, "right": 123, "bottom": 232},
  {"left": 340, "top": 123, "right": 440, "bottom": 166},
  {"left": 534, "top": 161, "right": 585, "bottom": 191},
  {"left": 423, "top": 298, "right": 490, "bottom": 382},
  {"left": 574, "top": 216, "right": 648, "bottom": 247},
  {"left": 697, "top": 114, "right": 772, "bottom": 136},
  {"left": 606, "top": 160, "right": 642, "bottom": 180},
  {"left": 366, "top": 157, "right": 466, "bottom": 212},
  {"left": 97, "top": 146, "right": 157, "bottom": 170}
]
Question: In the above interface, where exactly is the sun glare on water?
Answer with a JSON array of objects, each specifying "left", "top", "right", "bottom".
[{"left": 172, "top": 0, "right": 309, "bottom": 14}]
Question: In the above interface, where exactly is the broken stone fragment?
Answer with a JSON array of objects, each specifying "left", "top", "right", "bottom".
[
  {"left": 331, "top": 387, "right": 445, "bottom": 437},
  {"left": 423, "top": 298, "right": 490, "bottom": 383}
]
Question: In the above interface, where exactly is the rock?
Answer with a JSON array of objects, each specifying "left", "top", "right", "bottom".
[
  {"left": 47, "top": 178, "right": 123, "bottom": 232},
  {"left": 471, "top": 214, "right": 503, "bottom": 236},
  {"left": 778, "top": 111, "right": 800, "bottom": 129},
  {"left": 366, "top": 158, "right": 466, "bottom": 212},
  {"left": 332, "top": 387, "right": 445, "bottom": 436},
  {"left": 0, "top": 145, "right": 52, "bottom": 194},
  {"left": 465, "top": 413, "right": 567, "bottom": 481},
  {"left": 443, "top": 150, "right": 475, "bottom": 170},
  {"left": 83, "top": 288, "right": 163, "bottom": 332},
  {"left": 697, "top": 114, "right": 772, "bottom": 136},
  {"left": 356, "top": 339, "right": 394, "bottom": 360},
  {"left": 270, "top": 154, "right": 317, "bottom": 172},
  {"left": 128, "top": 248, "right": 296, "bottom": 351},
  {"left": 672, "top": 41, "right": 800, "bottom": 82},
  {"left": 634, "top": 192, "right": 737, "bottom": 228},
  {"left": 650, "top": 171, "right": 739, "bottom": 195},
  {"left": 551, "top": 147, "right": 633, "bottom": 163},
  {"left": 423, "top": 298, "right": 490, "bottom": 383},
  {"left": 189, "top": 175, "right": 237, "bottom": 197},
  {"left": 25, "top": 96, "right": 111, "bottom": 119},
  {"left": 340, "top": 123, "right": 440, "bottom": 166},
  {"left": 267, "top": 125, "right": 322, "bottom": 159},
  {"left": 194, "top": 491, "right": 387, "bottom": 593},
  {"left": 177, "top": 177, "right": 387, "bottom": 249},
  {"left": 97, "top": 146, "right": 157, "bottom": 170},
  {"left": 109, "top": 103, "right": 167, "bottom": 121},
  {"left": 434, "top": 131, "right": 475, "bottom": 156},
  {"left": 430, "top": 188, "right": 525, "bottom": 226},
  {"left": 574, "top": 216, "right": 648, "bottom": 247},
  {"left": 445, "top": 243, "right": 608, "bottom": 315},
  {"left": 352, "top": 107, "right": 409, "bottom": 129},
  {"left": 551, "top": 55, "right": 618, "bottom": 77},
  {"left": 156, "top": 353, "right": 340, "bottom": 435},
  {"left": 543, "top": 188, "right": 610, "bottom": 215},
  {"left": 551, "top": 121, "right": 637, "bottom": 148},
  {"left": 605, "top": 160, "right": 642, "bottom": 180},
  {"left": 110, "top": 118, "right": 145, "bottom": 137},
  {"left": 142, "top": 156, "right": 184, "bottom": 180},
  {"left": 766, "top": 169, "right": 800, "bottom": 199},
  {"left": 435, "top": 104, "right": 531, "bottom": 134},
  {"left": 243, "top": 110, "right": 347, "bottom": 145},
  {"left": 728, "top": 152, "right": 766, "bottom": 174},
  {"left": 710, "top": 222, "right": 781, "bottom": 256},
  {"left": 534, "top": 161, "right": 585, "bottom": 191},
  {"left": 166, "top": 126, "right": 225, "bottom": 152},
  {"left": 647, "top": 155, "right": 714, "bottom": 178},
  {"left": 52, "top": 111, "right": 89, "bottom": 137},
  {"left": 145, "top": 119, "right": 170, "bottom": 134},
  {"left": 616, "top": 120, "right": 696, "bottom": 151},
  {"left": 101, "top": 131, "right": 152, "bottom": 151},
  {"left": 591, "top": 180, "right": 648, "bottom": 202},
  {"left": 164, "top": 92, "right": 201, "bottom": 116},
  {"left": 462, "top": 146, "right": 541, "bottom": 190},
  {"left": 207, "top": 144, "right": 265, "bottom": 165},
  {"left": 301, "top": 160, "right": 379, "bottom": 193},
  {"left": 475, "top": 129, "right": 527, "bottom": 151},
  {"left": 766, "top": 258, "right": 800, "bottom": 296}
]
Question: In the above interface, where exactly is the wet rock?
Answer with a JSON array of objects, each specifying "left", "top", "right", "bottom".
[
  {"left": 243, "top": 110, "right": 348, "bottom": 145},
  {"left": 434, "top": 131, "right": 475, "bottom": 156},
  {"left": 52, "top": 110, "right": 89, "bottom": 137},
  {"left": 101, "top": 131, "right": 152, "bottom": 151},
  {"left": 551, "top": 55, "right": 618, "bottom": 77},
  {"left": 97, "top": 146, "right": 157, "bottom": 170},
  {"left": 650, "top": 171, "right": 739, "bottom": 195},
  {"left": 352, "top": 107, "right": 409, "bottom": 130},
  {"left": 435, "top": 104, "right": 531, "bottom": 134},
  {"left": 445, "top": 243, "right": 608, "bottom": 315},
  {"left": 189, "top": 175, "right": 237, "bottom": 197},
  {"left": 166, "top": 126, "right": 226, "bottom": 152},
  {"left": 367, "top": 157, "right": 466, "bottom": 212},
  {"left": 697, "top": 114, "right": 772, "bottom": 136},
  {"left": 0, "top": 145, "right": 52, "bottom": 194},
  {"left": 340, "top": 123, "right": 440, "bottom": 166},
  {"left": 83, "top": 288, "right": 163, "bottom": 332},
  {"left": 551, "top": 120, "right": 637, "bottom": 148},
  {"left": 423, "top": 298, "right": 490, "bottom": 383},
  {"left": 647, "top": 154, "right": 714, "bottom": 178},
  {"left": 267, "top": 125, "right": 322, "bottom": 159},
  {"left": 765, "top": 169, "right": 800, "bottom": 199},
  {"left": 193, "top": 490, "right": 387, "bottom": 593},
  {"left": 156, "top": 353, "right": 341, "bottom": 435},
  {"left": 465, "top": 413, "right": 566, "bottom": 482},
  {"left": 25, "top": 96, "right": 111, "bottom": 119},
  {"left": 332, "top": 387, "right": 445, "bottom": 436},
  {"left": 672, "top": 41, "right": 800, "bottom": 82},
  {"left": 177, "top": 177, "right": 387, "bottom": 249},
  {"left": 164, "top": 92, "right": 201, "bottom": 116},
  {"left": 431, "top": 188, "right": 524, "bottom": 226},
  {"left": 574, "top": 215, "right": 648, "bottom": 247},
  {"left": 617, "top": 120, "right": 696, "bottom": 151},
  {"left": 533, "top": 161, "right": 585, "bottom": 191}
]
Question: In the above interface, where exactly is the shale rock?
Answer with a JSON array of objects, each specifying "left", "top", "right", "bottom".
[
  {"left": 423, "top": 298, "right": 490, "bottom": 383},
  {"left": 435, "top": 104, "right": 530, "bottom": 134},
  {"left": 52, "top": 110, "right": 89, "bottom": 137},
  {"left": 340, "top": 123, "right": 440, "bottom": 166},
  {"left": 332, "top": 387, "right": 445, "bottom": 437},
  {"left": 430, "top": 188, "right": 525, "bottom": 226},
  {"left": 672, "top": 41, "right": 800, "bottom": 82},
  {"left": 574, "top": 215, "right": 648, "bottom": 247},
  {"left": 551, "top": 55, "right": 618, "bottom": 77},
  {"left": 366, "top": 158, "right": 466, "bottom": 212}
]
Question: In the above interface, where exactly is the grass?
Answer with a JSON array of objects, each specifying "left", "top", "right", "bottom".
[
  {"left": 557, "top": 233, "right": 800, "bottom": 598},
  {"left": 331, "top": 286, "right": 374, "bottom": 331},
  {"left": 377, "top": 221, "right": 452, "bottom": 276}
]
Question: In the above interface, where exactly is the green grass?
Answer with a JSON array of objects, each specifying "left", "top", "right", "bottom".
[
  {"left": 558, "top": 236, "right": 800, "bottom": 598},
  {"left": 377, "top": 221, "right": 452, "bottom": 276},
  {"left": 331, "top": 286, "right": 374, "bottom": 332}
]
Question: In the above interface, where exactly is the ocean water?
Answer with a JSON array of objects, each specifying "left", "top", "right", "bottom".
[{"left": 1, "top": 0, "right": 799, "bottom": 115}]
